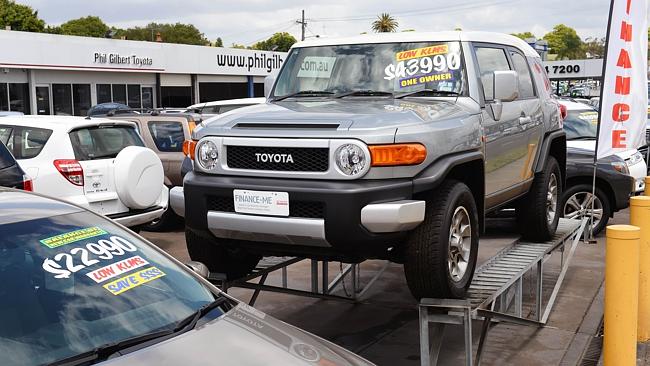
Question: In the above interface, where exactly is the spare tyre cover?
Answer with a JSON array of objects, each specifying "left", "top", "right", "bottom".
[{"left": 114, "top": 146, "right": 164, "bottom": 210}]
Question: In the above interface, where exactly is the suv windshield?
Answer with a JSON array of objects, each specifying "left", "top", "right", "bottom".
[
  {"left": 0, "top": 211, "right": 220, "bottom": 366},
  {"left": 273, "top": 41, "right": 466, "bottom": 99},
  {"left": 69, "top": 125, "right": 144, "bottom": 160},
  {"left": 564, "top": 109, "right": 598, "bottom": 140}
]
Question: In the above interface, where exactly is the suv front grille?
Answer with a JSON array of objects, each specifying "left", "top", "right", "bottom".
[
  {"left": 226, "top": 146, "right": 329, "bottom": 172},
  {"left": 206, "top": 195, "right": 325, "bottom": 218},
  {"left": 646, "top": 129, "right": 650, "bottom": 144}
]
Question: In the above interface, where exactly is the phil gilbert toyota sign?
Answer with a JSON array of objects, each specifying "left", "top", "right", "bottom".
[{"left": 0, "top": 30, "right": 286, "bottom": 76}]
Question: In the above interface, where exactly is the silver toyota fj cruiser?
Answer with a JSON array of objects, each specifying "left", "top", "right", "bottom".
[{"left": 181, "top": 32, "right": 566, "bottom": 299}]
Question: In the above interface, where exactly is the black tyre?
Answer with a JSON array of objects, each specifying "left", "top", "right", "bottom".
[
  {"left": 562, "top": 184, "right": 610, "bottom": 236},
  {"left": 518, "top": 156, "right": 562, "bottom": 242},
  {"left": 142, "top": 209, "right": 181, "bottom": 232},
  {"left": 403, "top": 180, "right": 479, "bottom": 300},
  {"left": 185, "top": 229, "right": 261, "bottom": 280}
]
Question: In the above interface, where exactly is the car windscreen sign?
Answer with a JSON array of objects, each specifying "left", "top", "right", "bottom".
[{"left": 297, "top": 56, "right": 337, "bottom": 78}]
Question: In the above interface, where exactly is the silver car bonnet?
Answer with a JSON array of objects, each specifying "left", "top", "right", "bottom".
[
  {"left": 100, "top": 303, "right": 373, "bottom": 366},
  {"left": 193, "top": 98, "right": 473, "bottom": 144}
]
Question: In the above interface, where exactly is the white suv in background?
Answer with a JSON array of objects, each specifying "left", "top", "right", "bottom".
[{"left": 0, "top": 116, "right": 168, "bottom": 228}]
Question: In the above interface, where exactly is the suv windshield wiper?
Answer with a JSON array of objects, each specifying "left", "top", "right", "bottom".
[
  {"left": 48, "top": 297, "right": 229, "bottom": 366},
  {"left": 272, "top": 90, "right": 334, "bottom": 101},
  {"left": 396, "top": 89, "right": 460, "bottom": 99},
  {"left": 335, "top": 90, "right": 393, "bottom": 98}
]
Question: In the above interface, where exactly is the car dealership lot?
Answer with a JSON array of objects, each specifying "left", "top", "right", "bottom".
[{"left": 141, "top": 213, "right": 620, "bottom": 365}]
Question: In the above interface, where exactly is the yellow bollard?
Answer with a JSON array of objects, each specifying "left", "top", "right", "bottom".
[
  {"left": 645, "top": 177, "right": 650, "bottom": 196},
  {"left": 604, "top": 225, "right": 640, "bottom": 365},
  {"left": 631, "top": 196, "right": 650, "bottom": 341}
]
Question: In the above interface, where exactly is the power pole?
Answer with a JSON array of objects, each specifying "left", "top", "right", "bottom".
[{"left": 296, "top": 9, "right": 306, "bottom": 41}]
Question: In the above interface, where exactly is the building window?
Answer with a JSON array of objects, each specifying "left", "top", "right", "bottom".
[
  {"left": 112, "top": 84, "right": 127, "bottom": 104},
  {"left": 127, "top": 84, "right": 141, "bottom": 109},
  {"left": 0, "top": 83, "right": 8, "bottom": 111},
  {"left": 0, "top": 83, "right": 31, "bottom": 114},
  {"left": 160, "top": 86, "right": 191, "bottom": 107},
  {"left": 97, "top": 84, "right": 112, "bottom": 104},
  {"left": 53, "top": 84, "right": 73, "bottom": 116},
  {"left": 73, "top": 84, "right": 91, "bottom": 116},
  {"left": 142, "top": 87, "right": 154, "bottom": 109},
  {"left": 254, "top": 83, "right": 264, "bottom": 97},
  {"left": 199, "top": 82, "right": 248, "bottom": 102}
]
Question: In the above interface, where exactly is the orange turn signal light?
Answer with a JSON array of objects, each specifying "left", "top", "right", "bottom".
[
  {"left": 187, "top": 121, "right": 197, "bottom": 134},
  {"left": 183, "top": 140, "right": 197, "bottom": 159},
  {"left": 369, "top": 143, "right": 427, "bottom": 167}
]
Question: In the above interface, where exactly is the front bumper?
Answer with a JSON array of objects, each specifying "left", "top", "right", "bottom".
[{"left": 183, "top": 171, "right": 423, "bottom": 259}]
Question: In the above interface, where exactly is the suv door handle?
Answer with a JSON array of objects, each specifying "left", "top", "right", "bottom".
[{"left": 519, "top": 116, "right": 532, "bottom": 125}]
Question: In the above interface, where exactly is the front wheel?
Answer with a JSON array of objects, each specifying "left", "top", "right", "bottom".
[
  {"left": 403, "top": 180, "right": 479, "bottom": 300},
  {"left": 185, "top": 229, "right": 261, "bottom": 280}
]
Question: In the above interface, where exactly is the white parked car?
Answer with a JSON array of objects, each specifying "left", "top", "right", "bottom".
[
  {"left": 0, "top": 115, "right": 168, "bottom": 228},
  {"left": 185, "top": 97, "right": 266, "bottom": 117},
  {"left": 559, "top": 100, "right": 647, "bottom": 193}
]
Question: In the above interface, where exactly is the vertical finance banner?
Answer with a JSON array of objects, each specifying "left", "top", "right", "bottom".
[{"left": 597, "top": 0, "right": 648, "bottom": 159}]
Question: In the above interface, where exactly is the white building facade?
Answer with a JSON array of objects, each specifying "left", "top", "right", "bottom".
[{"left": 0, "top": 30, "right": 287, "bottom": 115}]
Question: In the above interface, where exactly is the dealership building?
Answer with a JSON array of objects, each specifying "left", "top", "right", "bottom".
[{"left": 0, "top": 30, "right": 287, "bottom": 115}]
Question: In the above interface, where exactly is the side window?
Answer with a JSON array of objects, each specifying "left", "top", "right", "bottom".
[
  {"left": 148, "top": 121, "right": 184, "bottom": 152},
  {"left": 474, "top": 47, "right": 511, "bottom": 101},
  {"left": 509, "top": 51, "right": 536, "bottom": 98}
]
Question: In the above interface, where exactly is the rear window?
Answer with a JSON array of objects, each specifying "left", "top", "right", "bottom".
[
  {"left": 147, "top": 121, "right": 184, "bottom": 152},
  {"left": 0, "top": 141, "right": 16, "bottom": 169},
  {"left": 69, "top": 125, "right": 144, "bottom": 161},
  {"left": 0, "top": 125, "right": 53, "bottom": 159}
]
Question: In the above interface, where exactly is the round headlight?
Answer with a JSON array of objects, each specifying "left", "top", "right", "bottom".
[
  {"left": 197, "top": 140, "right": 219, "bottom": 170},
  {"left": 335, "top": 144, "right": 367, "bottom": 176}
]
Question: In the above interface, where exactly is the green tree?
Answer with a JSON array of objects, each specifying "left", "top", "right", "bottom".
[
  {"left": 251, "top": 32, "right": 297, "bottom": 52},
  {"left": 116, "top": 22, "right": 209, "bottom": 45},
  {"left": 371, "top": 13, "right": 398, "bottom": 33},
  {"left": 213, "top": 37, "right": 223, "bottom": 47},
  {"left": 0, "top": 0, "right": 45, "bottom": 32},
  {"left": 583, "top": 37, "right": 605, "bottom": 59},
  {"left": 59, "top": 16, "right": 109, "bottom": 38},
  {"left": 543, "top": 24, "right": 585, "bottom": 60},
  {"left": 511, "top": 31, "right": 536, "bottom": 40},
  {"left": 231, "top": 43, "right": 248, "bottom": 49}
]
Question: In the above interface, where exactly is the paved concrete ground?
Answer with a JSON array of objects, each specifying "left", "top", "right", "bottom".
[{"left": 142, "top": 211, "right": 627, "bottom": 365}]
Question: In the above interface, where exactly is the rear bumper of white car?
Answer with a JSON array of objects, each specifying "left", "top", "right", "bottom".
[
  {"left": 170, "top": 186, "right": 184, "bottom": 217},
  {"left": 111, "top": 206, "right": 168, "bottom": 227}
]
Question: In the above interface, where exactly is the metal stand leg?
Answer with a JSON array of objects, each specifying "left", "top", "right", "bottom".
[
  {"left": 310, "top": 260, "right": 318, "bottom": 293},
  {"left": 536, "top": 260, "right": 543, "bottom": 321},
  {"left": 475, "top": 317, "right": 492, "bottom": 366},
  {"left": 248, "top": 273, "right": 268, "bottom": 306},
  {"left": 514, "top": 278, "right": 523, "bottom": 318},
  {"left": 322, "top": 261, "right": 329, "bottom": 295},
  {"left": 281, "top": 267, "right": 288, "bottom": 288},
  {"left": 464, "top": 307, "right": 473, "bottom": 366}
]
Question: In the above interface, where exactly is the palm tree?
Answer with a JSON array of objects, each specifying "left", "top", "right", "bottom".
[{"left": 372, "top": 13, "right": 398, "bottom": 33}]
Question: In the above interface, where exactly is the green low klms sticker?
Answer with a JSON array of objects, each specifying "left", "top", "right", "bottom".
[{"left": 40, "top": 227, "right": 108, "bottom": 249}]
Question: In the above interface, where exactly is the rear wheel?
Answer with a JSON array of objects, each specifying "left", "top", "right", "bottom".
[
  {"left": 518, "top": 156, "right": 561, "bottom": 242},
  {"left": 185, "top": 229, "right": 261, "bottom": 280},
  {"left": 143, "top": 209, "right": 181, "bottom": 232},
  {"left": 403, "top": 180, "right": 479, "bottom": 300}
]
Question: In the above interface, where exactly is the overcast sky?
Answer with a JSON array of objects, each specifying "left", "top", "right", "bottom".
[{"left": 20, "top": 0, "right": 631, "bottom": 46}]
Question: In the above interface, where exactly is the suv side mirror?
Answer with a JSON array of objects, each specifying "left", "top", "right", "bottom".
[
  {"left": 264, "top": 75, "right": 276, "bottom": 99},
  {"left": 185, "top": 261, "right": 210, "bottom": 279},
  {"left": 488, "top": 70, "right": 519, "bottom": 121},
  {"left": 493, "top": 70, "right": 519, "bottom": 102}
]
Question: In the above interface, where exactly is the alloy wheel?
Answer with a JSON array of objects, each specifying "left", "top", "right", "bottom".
[
  {"left": 448, "top": 206, "right": 472, "bottom": 282},
  {"left": 546, "top": 173, "right": 558, "bottom": 225},
  {"left": 563, "top": 191, "right": 603, "bottom": 228}
]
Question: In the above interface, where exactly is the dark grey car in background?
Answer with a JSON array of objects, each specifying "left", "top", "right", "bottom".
[{"left": 0, "top": 189, "right": 373, "bottom": 366}]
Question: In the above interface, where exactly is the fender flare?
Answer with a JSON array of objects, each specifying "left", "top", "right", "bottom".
[
  {"left": 534, "top": 130, "right": 566, "bottom": 174},
  {"left": 412, "top": 150, "right": 484, "bottom": 194}
]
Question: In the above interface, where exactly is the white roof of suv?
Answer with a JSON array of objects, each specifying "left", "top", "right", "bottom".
[
  {"left": 0, "top": 115, "right": 136, "bottom": 131},
  {"left": 294, "top": 31, "right": 539, "bottom": 57}
]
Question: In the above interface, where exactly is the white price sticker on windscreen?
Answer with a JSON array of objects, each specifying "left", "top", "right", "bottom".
[
  {"left": 233, "top": 190, "right": 289, "bottom": 217},
  {"left": 297, "top": 56, "right": 337, "bottom": 78}
]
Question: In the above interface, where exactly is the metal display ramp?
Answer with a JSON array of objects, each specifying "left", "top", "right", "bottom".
[
  {"left": 419, "top": 218, "right": 586, "bottom": 366},
  {"left": 207, "top": 218, "right": 584, "bottom": 366}
]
